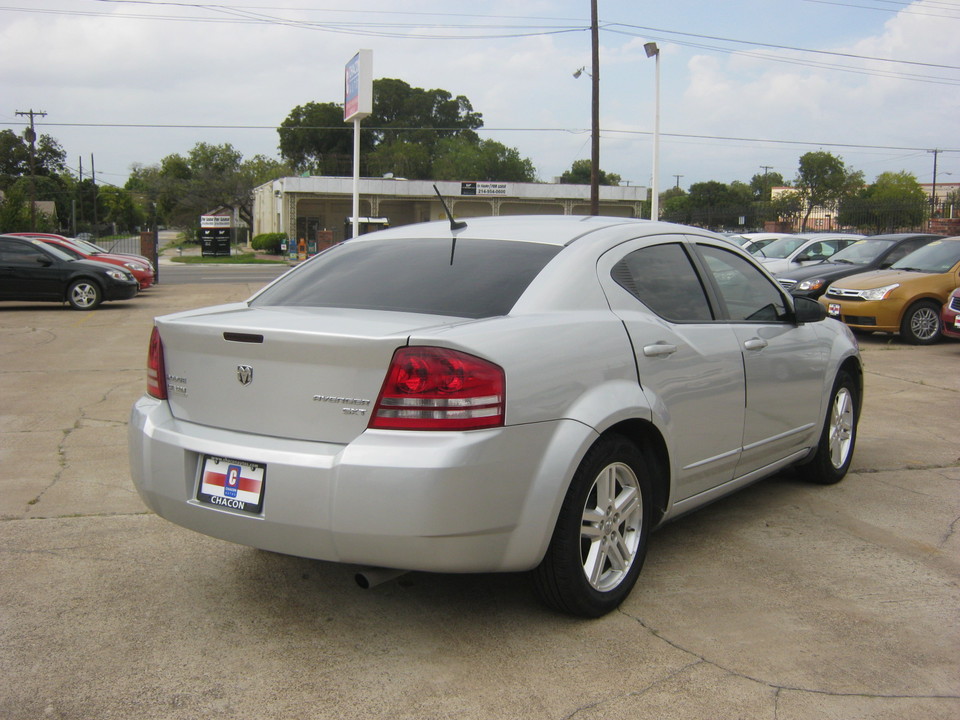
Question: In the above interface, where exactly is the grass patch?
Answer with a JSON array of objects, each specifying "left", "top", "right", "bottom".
[{"left": 170, "top": 253, "right": 287, "bottom": 265}]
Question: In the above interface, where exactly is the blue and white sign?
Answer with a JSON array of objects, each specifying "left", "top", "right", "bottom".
[{"left": 344, "top": 49, "right": 373, "bottom": 122}]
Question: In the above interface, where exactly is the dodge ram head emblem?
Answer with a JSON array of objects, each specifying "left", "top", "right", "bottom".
[{"left": 237, "top": 365, "right": 253, "bottom": 386}]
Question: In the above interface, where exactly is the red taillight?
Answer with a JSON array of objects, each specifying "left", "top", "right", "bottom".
[
  {"left": 146, "top": 326, "right": 167, "bottom": 400},
  {"left": 370, "top": 347, "right": 505, "bottom": 431}
]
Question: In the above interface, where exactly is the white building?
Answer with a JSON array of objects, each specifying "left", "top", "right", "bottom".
[{"left": 252, "top": 176, "right": 648, "bottom": 247}]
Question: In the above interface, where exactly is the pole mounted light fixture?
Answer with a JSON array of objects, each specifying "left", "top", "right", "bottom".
[{"left": 644, "top": 43, "right": 661, "bottom": 221}]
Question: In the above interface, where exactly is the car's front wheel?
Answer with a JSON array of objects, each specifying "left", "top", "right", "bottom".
[
  {"left": 67, "top": 280, "right": 102, "bottom": 310},
  {"left": 900, "top": 300, "right": 941, "bottom": 345},
  {"left": 533, "top": 434, "right": 651, "bottom": 617}
]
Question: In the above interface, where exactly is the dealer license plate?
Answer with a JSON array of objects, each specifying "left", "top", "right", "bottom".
[
  {"left": 198, "top": 456, "right": 265, "bottom": 514},
  {"left": 827, "top": 303, "right": 841, "bottom": 317}
]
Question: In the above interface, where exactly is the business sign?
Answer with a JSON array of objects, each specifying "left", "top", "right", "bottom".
[
  {"left": 344, "top": 49, "right": 373, "bottom": 121},
  {"left": 460, "top": 182, "right": 509, "bottom": 196},
  {"left": 200, "top": 215, "right": 231, "bottom": 228}
]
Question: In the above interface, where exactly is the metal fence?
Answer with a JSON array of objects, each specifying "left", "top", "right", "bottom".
[{"left": 98, "top": 236, "right": 143, "bottom": 255}]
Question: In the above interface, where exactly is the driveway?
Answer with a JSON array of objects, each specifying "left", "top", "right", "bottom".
[{"left": 1, "top": 285, "right": 958, "bottom": 720}]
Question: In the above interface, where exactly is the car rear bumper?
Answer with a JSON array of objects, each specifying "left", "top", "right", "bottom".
[{"left": 128, "top": 396, "right": 594, "bottom": 573}]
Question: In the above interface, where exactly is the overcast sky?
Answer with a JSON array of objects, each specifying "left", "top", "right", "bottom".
[{"left": 2, "top": 0, "right": 958, "bottom": 193}]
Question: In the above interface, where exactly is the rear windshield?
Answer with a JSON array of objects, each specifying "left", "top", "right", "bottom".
[
  {"left": 829, "top": 239, "right": 894, "bottom": 264},
  {"left": 251, "top": 236, "right": 561, "bottom": 318}
]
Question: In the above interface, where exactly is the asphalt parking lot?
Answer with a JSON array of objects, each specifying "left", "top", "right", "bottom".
[{"left": 1, "top": 283, "right": 958, "bottom": 720}]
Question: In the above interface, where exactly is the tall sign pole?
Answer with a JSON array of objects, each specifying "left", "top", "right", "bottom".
[{"left": 344, "top": 50, "right": 373, "bottom": 240}]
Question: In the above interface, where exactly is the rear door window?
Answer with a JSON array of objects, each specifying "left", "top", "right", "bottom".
[{"left": 611, "top": 243, "right": 714, "bottom": 322}]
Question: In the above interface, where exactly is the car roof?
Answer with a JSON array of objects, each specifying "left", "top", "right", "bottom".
[
  {"left": 862, "top": 233, "right": 945, "bottom": 241},
  {"left": 349, "top": 215, "right": 714, "bottom": 247}
]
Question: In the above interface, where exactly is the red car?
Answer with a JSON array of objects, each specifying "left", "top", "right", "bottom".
[
  {"left": 12, "top": 234, "right": 155, "bottom": 289},
  {"left": 942, "top": 288, "right": 960, "bottom": 341}
]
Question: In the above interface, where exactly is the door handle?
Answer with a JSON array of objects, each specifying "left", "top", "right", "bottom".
[
  {"left": 643, "top": 342, "right": 678, "bottom": 357},
  {"left": 743, "top": 337, "right": 768, "bottom": 351}
]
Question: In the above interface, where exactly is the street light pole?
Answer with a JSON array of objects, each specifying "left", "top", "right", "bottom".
[{"left": 644, "top": 43, "right": 660, "bottom": 221}]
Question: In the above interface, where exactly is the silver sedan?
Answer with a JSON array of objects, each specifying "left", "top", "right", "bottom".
[{"left": 129, "top": 215, "right": 862, "bottom": 617}]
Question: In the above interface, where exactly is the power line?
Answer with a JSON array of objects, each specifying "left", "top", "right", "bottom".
[
  {"left": 12, "top": 119, "right": 958, "bottom": 155},
  {"left": 607, "top": 22, "right": 960, "bottom": 71},
  {"left": 3, "top": 4, "right": 958, "bottom": 69}
]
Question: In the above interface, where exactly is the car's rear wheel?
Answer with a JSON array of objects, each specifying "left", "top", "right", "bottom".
[
  {"left": 900, "top": 300, "right": 941, "bottom": 345},
  {"left": 67, "top": 280, "right": 102, "bottom": 310},
  {"left": 802, "top": 370, "right": 858, "bottom": 485},
  {"left": 533, "top": 434, "right": 651, "bottom": 617}
]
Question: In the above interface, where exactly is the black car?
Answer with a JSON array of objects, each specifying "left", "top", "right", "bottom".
[
  {"left": 0, "top": 234, "right": 139, "bottom": 310},
  {"left": 774, "top": 233, "right": 945, "bottom": 299}
]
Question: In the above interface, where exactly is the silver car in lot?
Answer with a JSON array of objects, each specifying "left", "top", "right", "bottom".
[{"left": 129, "top": 216, "right": 863, "bottom": 617}]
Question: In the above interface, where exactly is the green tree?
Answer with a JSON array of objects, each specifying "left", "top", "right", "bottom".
[
  {"left": 99, "top": 185, "right": 144, "bottom": 232},
  {"left": 277, "top": 101, "right": 358, "bottom": 174},
  {"left": 750, "top": 171, "right": 785, "bottom": 201},
  {"left": 794, "top": 151, "right": 864, "bottom": 231},
  {"left": 277, "top": 79, "right": 485, "bottom": 177},
  {"left": 431, "top": 137, "right": 536, "bottom": 182},
  {"left": 838, "top": 171, "right": 928, "bottom": 233},
  {"left": 559, "top": 159, "right": 621, "bottom": 186},
  {"left": 660, "top": 187, "right": 690, "bottom": 224},
  {"left": 126, "top": 143, "right": 289, "bottom": 233},
  {"left": 0, "top": 183, "right": 32, "bottom": 229},
  {"left": 367, "top": 139, "right": 433, "bottom": 179},
  {"left": 369, "top": 78, "right": 482, "bottom": 149},
  {"left": 0, "top": 129, "right": 67, "bottom": 189},
  {"left": 769, "top": 189, "right": 803, "bottom": 227}
]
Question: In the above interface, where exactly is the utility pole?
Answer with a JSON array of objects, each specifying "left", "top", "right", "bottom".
[
  {"left": 929, "top": 149, "right": 940, "bottom": 218},
  {"left": 78, "top": 156, "right": 85, "bottom": 229},
  {"left": 91, "top": 154, "right": 99, "bottom": 238},
  {"left": 760, "top": 165, "right": 774, "bottom": 200},
  {"left": 15, "top": 108, "right": 47, "bottom": 231},
  {"left": 589, "top": 0, "right": 600, "bottom": 216},
  {"left": 673, "top": 175, "right": 684, "bottom": 189}
]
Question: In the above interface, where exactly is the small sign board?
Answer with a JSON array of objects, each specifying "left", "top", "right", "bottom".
[
  {"left": 200, "top": 215, "right": 231, "bottom": 228},
  {"left": 460, "top": 182, "right": 509, "bottom": 196}
]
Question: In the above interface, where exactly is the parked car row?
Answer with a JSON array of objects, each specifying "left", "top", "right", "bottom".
[
  {"left": 0, "top": 233, "right": 151, "bottom": 310},
  {"left": 756, "top": 233, "right": 960, "bottom": 344}
]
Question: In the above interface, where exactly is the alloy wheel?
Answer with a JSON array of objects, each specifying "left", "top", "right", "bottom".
[{"left": 580, "top": 462, "right": 643, "bottom": 592}]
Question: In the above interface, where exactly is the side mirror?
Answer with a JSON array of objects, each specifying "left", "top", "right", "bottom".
[
  {"left": 794, "top": 295, "right": 827, "bottom": 323},
  {"left": 35, "top": 256, "right": 53, "bottom": 267}
]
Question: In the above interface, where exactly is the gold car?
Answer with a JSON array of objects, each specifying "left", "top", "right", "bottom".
[{"left": 820, "top": 237, "right": 960, "bottom": 344}]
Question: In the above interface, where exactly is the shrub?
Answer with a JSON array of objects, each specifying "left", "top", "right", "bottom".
[{"left": 251, "top": 232, "right": 287, "bottom": 254}]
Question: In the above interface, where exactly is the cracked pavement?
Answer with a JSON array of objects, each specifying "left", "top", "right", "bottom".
[{"left": 1, "top": 283, "right": 958, "bottom": 720}]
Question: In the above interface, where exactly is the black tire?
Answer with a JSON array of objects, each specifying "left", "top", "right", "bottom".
[
  {"left": 532, "top": 434, "right": 652, "bottom": 617},
  {"left": 802, "top": 370, "right": 858, "bottom": 485},
  {"left": 899, "top": 300, "right": 941, "bottom": 345},
  {"left": 67, "top": 279, "right": 102, "bottom": 310}
]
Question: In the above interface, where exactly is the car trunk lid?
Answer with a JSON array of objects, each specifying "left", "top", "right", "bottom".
[{"left": 156, "top": 304, "right": 460, "bottom": 445}]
